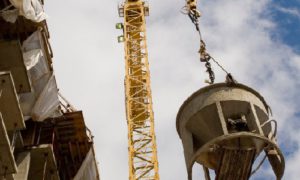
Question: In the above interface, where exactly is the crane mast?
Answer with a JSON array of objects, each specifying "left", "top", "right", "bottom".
[{"left": 117, "top": 0, "right": 159, "bottom": 179}]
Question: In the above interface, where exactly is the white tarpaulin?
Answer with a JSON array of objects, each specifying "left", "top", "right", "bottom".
[
  {"left": 73, "top": 148, "right": 99, "bottom": 180},
  {"left": 23, "top": 49, "right": 41, "bottom": 70},
  {"left": 9, "top": 0, "right": 47, "bottom": 22},
  {"left": 19, "top": 30, "right": 60, "bottom": 121},
  {"left": 19, "top": 49, "right": 50, "bottom": 119},
  {"left": 1, "top": 9, "right": 19, "bottom": 23},
  {"left": 22, "top": 30, "right": 43, "bottom": 51},
  {"left": 31, "top": 74, "right": 60, "bottom": 121}
]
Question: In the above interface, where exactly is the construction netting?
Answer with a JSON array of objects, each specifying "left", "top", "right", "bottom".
[{"left": 19, "top": 30, "right": 60, "bottom": 121}]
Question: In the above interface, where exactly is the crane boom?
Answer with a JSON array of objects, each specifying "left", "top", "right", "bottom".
[{"left": 118, "top": 0, "right": 159, "bottom": 179}]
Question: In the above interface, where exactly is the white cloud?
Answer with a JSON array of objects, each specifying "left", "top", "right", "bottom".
[
  {"left": 275, "top": 6, "right": 300, "bottom": 19},
  {"left": 45, "top": 0, "right": 300, "bottom": 179}
]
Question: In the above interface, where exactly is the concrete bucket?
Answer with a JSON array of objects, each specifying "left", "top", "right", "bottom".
[{"left": 176, "top": 83, "right": 285, "bottom": 180}]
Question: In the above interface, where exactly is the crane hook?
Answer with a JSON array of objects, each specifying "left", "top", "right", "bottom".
[{"left": 186, "top": 0, "right": 201, "bottom": 18}]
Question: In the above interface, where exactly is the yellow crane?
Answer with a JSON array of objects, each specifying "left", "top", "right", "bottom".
[{"left": 116, "top": 0, "right": 159, "bottom": 179}]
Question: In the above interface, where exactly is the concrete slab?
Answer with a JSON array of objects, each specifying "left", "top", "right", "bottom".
[
  {"left": 0, "top": 72, "right": 25, "bottom": 131},
  {"left": 0, "top": 40, "right": 31, "bottom": 93},
  {"left": 28, "top": 144, "right": 59, "bottom": 180},
  {"left": 14, "top": 152, "right": 31, "bottom": 180},
  {"left": 0, "top": 113, "right": 17, "bottom": 176}
]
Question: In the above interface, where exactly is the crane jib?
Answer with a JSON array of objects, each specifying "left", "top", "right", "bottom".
[{"left": 117, "top": 1, "right": 160, "bottom": 180}]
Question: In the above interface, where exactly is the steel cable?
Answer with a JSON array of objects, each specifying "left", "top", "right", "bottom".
[{"left": 185, "top": 4, "right": 236, "bottom": 84}]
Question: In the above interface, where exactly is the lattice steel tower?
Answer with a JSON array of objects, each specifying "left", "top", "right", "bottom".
[{"left": 117, "top": 0, "right": 159, "bottom": 179}]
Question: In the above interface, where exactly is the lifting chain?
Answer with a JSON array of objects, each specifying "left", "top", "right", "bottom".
[
  {"left": 199, "top": 40, "right": 214, "bottom": 83},
  {"left": 184, "top": 0, "right": 236, "bottom": 84}
]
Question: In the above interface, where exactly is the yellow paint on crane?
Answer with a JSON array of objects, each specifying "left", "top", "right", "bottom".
[{"left": 118, "top": 0, "right": 159, "bottom": 179}]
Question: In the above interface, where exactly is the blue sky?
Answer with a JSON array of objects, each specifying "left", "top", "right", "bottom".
[
  {"left": 271, "top": 0, "right": 300, "bottom": 52},
  {"left": 266, "top": 1, "right": 300, "bottom": 178},
  {"left": 271, "top": 0, "right": 300, "bottom": 165}
]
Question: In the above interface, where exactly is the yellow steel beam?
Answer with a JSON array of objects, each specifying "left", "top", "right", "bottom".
[{"left": 118, "top": 1, "right": 159, "bottom": 179}]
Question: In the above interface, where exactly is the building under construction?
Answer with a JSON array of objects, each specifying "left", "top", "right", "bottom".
[{"left": 0, "top": 0, "right": 99, "bottom": 179}]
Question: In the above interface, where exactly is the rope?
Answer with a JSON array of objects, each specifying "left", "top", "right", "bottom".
[{"left": 210, "top": 56, "right": 229, "bottom": 74}]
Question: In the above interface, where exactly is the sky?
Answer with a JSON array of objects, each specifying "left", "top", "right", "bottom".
[{"left": 44, "top": 0, "right": 300, "bottom": 179}]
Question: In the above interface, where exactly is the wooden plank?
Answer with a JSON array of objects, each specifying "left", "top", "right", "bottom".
[{"left": 216, "top": 148, "right": 255, "bottom": 180}]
